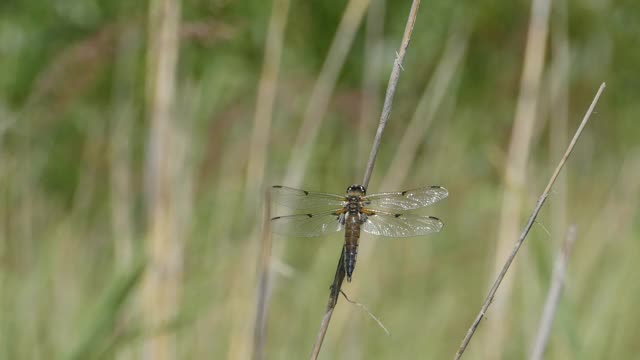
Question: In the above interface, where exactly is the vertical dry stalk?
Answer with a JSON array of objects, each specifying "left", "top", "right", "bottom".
[
  {"left": 330, "top": 21, "right": 470, "bottom": 341},
  {"left": 309, "top": 1, "right": 422, "bottom": 359},
  {"left": 245, "top": 0, "right": 291, "bottom": 210},
  {"left": 529, "top": 225, "right": 577, "bottom": 360},
  {"left": 142, "top": 0, "right": 182, "bottom": 358},
  {"left": 340, "top": 0, "right": 385, "bottom": 344},
  {"left": 454, "top": 83, "right": 605, "bottom": 360},
  {"left": 487, "top": 0, "right": 551, "bottom": 356},
  {"left": 283, "top": 0, "right": 371, "bottom": 188}
]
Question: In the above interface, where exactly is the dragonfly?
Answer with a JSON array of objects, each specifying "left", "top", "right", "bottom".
[{"left": 270, "top": 184, "right": 448, "bottom": 281}]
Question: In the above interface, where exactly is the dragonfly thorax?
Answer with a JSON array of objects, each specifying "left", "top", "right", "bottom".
[{"left": 346, "top": 196, "right": 362, "bottom": 214}]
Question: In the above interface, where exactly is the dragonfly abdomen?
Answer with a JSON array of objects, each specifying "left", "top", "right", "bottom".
[{"left": 344, "top": 213, "right": 361, "bottom": 282}]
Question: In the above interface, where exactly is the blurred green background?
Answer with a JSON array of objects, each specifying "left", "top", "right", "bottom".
[{"left": 1, "top": 0, "right": 639, "bottom": 359}]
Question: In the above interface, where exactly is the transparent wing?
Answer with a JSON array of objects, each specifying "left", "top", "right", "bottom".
[
  {"left": 271, "top": 185, "right": 346, "bottom": 212},
  {"left": 362, "top": 211, "right": 443, "bottom": 237},
  {"left": 364, "top": 186, "right": 448, "bottom": 211},
  {"left": 271, "top": 211, "right": 344, "bottom": 237}
]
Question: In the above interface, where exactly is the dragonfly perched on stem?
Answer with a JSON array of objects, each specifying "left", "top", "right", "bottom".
[{"left": 271, "top": 184, "right": 448, "bottom": 281}]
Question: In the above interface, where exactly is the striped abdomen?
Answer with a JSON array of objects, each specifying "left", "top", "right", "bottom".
[{"left": 343, "top": 213, "right": 361, "bottom": 282}]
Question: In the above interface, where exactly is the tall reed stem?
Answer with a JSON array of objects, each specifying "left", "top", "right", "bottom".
[
  {"left": 142, "top": 0, "right": 182, "bottom": 358},
  {"left": 453, "top": 83, "right": 605, "bottom": 360},
  {"left": 310, "top": 1, "right": 422, "bottom": 358}
]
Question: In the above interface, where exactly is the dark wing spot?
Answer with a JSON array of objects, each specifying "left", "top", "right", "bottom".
[
  {"left": 401, "top": 190, "right": 407, "bottom": 196},
  {"left": 272, "top": 185, "right": 283, "bottom": 188},
  {"left": 303, "top": 190, "right": 309, "bottom": 195},
  {"left": 306, "top": 214, "right": 313, "bottom": 218},
  {"left": 271, "top": 216, "right": 281, "bottom": 220},
  {"left": 430, "top": 185, "right": 442, "bottom": 189},
  {"left": 428, "top": 216, "right": 441, "bottom": 221},
  {"left": 394, "top": 214, "right": 402, "bottom": 218}
]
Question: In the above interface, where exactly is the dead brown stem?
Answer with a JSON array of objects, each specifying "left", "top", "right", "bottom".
[
  {"left": 309, "top": 1, "right": 422, "bottom": 359},
  {"left": 141, "top": 0, "right": 182, "bottom": 358},
  {"left": 330, "top": 19, "right": 471, "bottom": 340},
  {"left": 453, "top": 83, "right": 605, "bottom": 360}
]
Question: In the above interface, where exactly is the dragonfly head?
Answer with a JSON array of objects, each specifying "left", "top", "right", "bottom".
[{"left": 346, "top": 184, "right": 366, "bottom": 196}]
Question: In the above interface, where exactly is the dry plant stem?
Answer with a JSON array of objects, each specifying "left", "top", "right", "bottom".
[
  {"left": 309, "top": 252, "right": 346, "bottom": 359},
  {"left": 453, "top": 82, "right": 605, "bottom": 360},
  {"left": 142, "top": 0, "right": 182, "bottom": 358},
  {"left": 529, "top": 225, "right": 577, "bottom": 360},
  {"left": 330, "top": 20, "right": 470, "bottom": 340},
  {"left": 252, "top": 192, "right": 274, "bottom": 360},
  {"left": 309, "top": 1, "right": 422, "bottom": 359}
]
